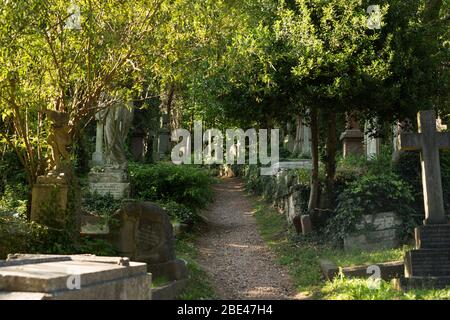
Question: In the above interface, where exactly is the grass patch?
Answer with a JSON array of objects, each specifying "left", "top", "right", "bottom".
[
  {"left": 322, "top": 277, "right": 450, "bottom": 300},
  {"left": 251, "top": 197, "right": 450, "bottom": 300},
  {"left": 175, "top": 231, "right": 218, "bottom": 300}
]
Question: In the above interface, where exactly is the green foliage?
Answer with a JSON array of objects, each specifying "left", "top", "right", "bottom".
[
  {"left": 129, "top": 162, "right": 214, "bottom": 211},
  {"left": 253, "top": 196, "right": 449, "bottom": 299},
  {"left": 322, "top": 277, "right": 450, "bottom": 300},
  {"left": 175, "top": 233, "right": 218, "bottom": 300},
  {"left": 157, "top": 200, "right": 201, "bottom": 226},
  {"left": 393, "top": 150, "right": 450, "bottom": 218},
  {"left": 77, "top": 237, "right": 118, "bottom": 257},
  {"left": 0, "top": 185, "right": 28, "bottom": 217},
  {"left": 326, "top": 172, "right": 416, "bottom": 243},
  {"left": 81, "top": 192, "right": 122, "bottom": 230},
  {"left": 0, "top": 217, "right": 49, "bottom": 259}
]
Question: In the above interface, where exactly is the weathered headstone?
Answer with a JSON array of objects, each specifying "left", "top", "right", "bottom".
[
  {"left": 0, "top": 254, "right": 151, "bottom": 300},
  {"left": 344, "top": 212, "right": 403, "bottom": 251},
  {"left": 112, "top": 201, "right": 188, "bottom": 283},
  {"left": 31, "top": 173, "right": 69, "bottom": 223},
  {"left": 157, "top": 114, "right": 171, "bottom": 159},
  {"left": 394, "top": 110, "right": 450, "bottom": 290}
]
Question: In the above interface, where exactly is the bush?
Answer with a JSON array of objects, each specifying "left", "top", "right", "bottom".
[
  {"left": 326, "top": 172, "right": 416, "bottom": 243},
  {"left": 129, "top": 162, "right": 214, "bottom": 211},
  {"left": 0, "top": 216, "right": 49, "bottom": 259},
  {"left": 393, "top": 150, "right": 450, "bottom": 219},
  {"left": 157, "top": 200, "right": 202, "bottom": 226},
  {"left": 81, "top": 192, "right": 122, "bottom": 230}
]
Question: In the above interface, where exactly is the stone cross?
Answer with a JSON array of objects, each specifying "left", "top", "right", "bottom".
[{"left": 400, "top": 110, "right": 450, "bottom": 225}]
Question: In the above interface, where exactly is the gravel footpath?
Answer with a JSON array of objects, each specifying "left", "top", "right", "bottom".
[{"left": 196, "top": 178, "right": 302, "bottom": 300}]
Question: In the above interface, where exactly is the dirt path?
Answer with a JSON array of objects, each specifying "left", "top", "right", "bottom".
[{"left": 196, "top": 178, "right": 301, "bottom": 300}]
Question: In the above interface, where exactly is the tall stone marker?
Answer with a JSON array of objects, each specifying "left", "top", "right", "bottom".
[
  {"left": 395, "top": 110, "right": 450, "bottom": 290},
  {"left": 399, "top": 110, "right": 450, "bottom": 225}
]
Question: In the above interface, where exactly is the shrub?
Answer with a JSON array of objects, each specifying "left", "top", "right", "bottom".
[
  {"left": 326, "top": 172, "right": 416, "bottom": 243},
  {"left": 81, "top": 192, "right": 122, "bottom": 230},
  {"left": 157, "top": 200, "right": 202, "bottom": 226},
  {"left": 394, "top": 150, "right": 450, "bottom": 219},
  {"left": 0, "top": 216, "right": 49, "bottom": 259},
  {"left": 129, "top": 162, "right": 214, "bottom": 211}
]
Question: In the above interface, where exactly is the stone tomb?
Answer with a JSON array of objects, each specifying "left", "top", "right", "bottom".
[
  {"left": 394, "top": 110, "right": 450, "bottom": 290},
  {"left": 112, "top": 201, "right": 188, "bottom": 298},
  {"left": 0, "top": 254, "right": 151, "bottom": 300}
]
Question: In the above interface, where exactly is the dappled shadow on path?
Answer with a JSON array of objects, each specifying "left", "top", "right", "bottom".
[{"left": 196, "top": 178, "right": 303, "bottom": 300}]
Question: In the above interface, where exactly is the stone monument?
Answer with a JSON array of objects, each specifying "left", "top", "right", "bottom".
[
  {"left": 88, "top": 95, "right": 133, "bottom": 199},
  {"left": 394, "top": 110, "right": 450, "bottom": 290},
  {"left": 340, "top": 114, "right": 364, "bottom": 158},
  {"left": 157, "top": 114, "right": 171, "bottom": 160},
  {"left": 0, "top": 254, "right": 151, "bottom": 300},
  {"left": 112, "top": 201, "right": 188, "bottom": 284},
  {"left": 31, "top": 109, "right": 72, "bottom": 223}
]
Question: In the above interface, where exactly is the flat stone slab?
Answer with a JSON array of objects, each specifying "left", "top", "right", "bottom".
[
  {"left": 0, "top": 254, "right": 151, "bottom": 300},
  {"left": 320, "top": 259, "right": 404, "bottom": 281}
]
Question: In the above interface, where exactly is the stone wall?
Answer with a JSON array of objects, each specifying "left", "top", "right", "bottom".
[{"left": 242, "top": 165, "right": 310, "bottom": 225}]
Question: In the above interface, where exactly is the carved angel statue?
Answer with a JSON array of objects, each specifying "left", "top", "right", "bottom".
[{"left": 97, "top": 93, "right": 134, "bottom": 169}]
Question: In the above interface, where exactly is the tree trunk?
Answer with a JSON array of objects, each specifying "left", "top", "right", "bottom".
[
  {"left": 308, "top": 107, "right": 320, "bottom": 213},
  {"left": 323, "top": 111, "right": 337, "bottom": 209}
]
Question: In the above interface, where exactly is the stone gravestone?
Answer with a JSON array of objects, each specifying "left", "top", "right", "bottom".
[
  {"left": 88, "top": 95, "right": 133, "bottom": 199},
  {"left": 394, "top": 110, "right": 450, "bottom": 290},
  {"left": 157, "top": 114, "right": 171, "bottom": 160},
  {"left": 0, "top": 254, "right": 151, "bottom": 300},
  {"left": 340, "top": 114, "right": 364, "bottom": 158},
  {"left": 112, "top": 201, "right": 188, "bottom": 297}
]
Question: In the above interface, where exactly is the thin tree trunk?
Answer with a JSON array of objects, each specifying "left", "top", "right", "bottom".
[
  {"left": 308, "top": 107, "right": 320, "bottom": 212},
  {"left": 323, "top": 111, "right": 337, "bottom": 209}
]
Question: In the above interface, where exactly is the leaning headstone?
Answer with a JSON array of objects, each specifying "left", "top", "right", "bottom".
[
  {"left": 300, "top": 215, "right": 312, "bottom": 235},
  {"left": 0, "top": 254, "right": 151, "bottom": 300},
  {"left": 112, "top": 202, "right": 188, "bottom": 287},
  {"left": 394, "top": 110, "right": 450, "bottom": 290}
]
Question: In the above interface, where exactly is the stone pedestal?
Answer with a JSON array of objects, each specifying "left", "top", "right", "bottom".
[
  {"left": 88, "top": 167, "right": 130, "bottom": 199},
  {"left": 31, "top": 173, "right": 69, "bottom": 223},
  {"left": 340, "top": 129, "right": 364, "bottom": 158},
  {"left": 0, "top": 254, "right": 151, "bottom": 300},
  {"left": 394, "top": 225, "right": 450, "bottom": 290}
]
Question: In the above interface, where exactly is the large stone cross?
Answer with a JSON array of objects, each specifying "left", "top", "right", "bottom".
[{"left": 400, "top": 110, "right": 450, "bottom": 225}]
